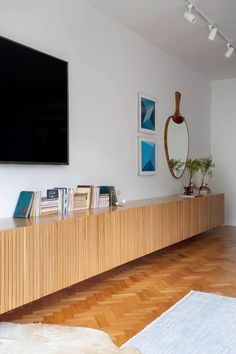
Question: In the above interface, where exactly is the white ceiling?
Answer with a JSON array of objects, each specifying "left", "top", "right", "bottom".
[{"left": 87, "top": 0, "right": 236, "bottom": 80}]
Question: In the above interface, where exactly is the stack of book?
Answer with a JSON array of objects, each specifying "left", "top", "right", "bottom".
[
  {"left": 98, "top": 193, "right": 110, "bottom": 208},
  {"left": 40, "top": 188, "right": 68, "bottom": 216},
  {"left": 13, "top": 188, "right": 73, "bottom": 218},
  {"left": 40, "top": 197, "right": 60, "bottom": 216},
  {"left": 13, "top": 185, "right": 118, "bottom": 219},
  {"left": 82, "top": 185, "right": 117, "bottom": 209},
  {"left": 90, "top": 186, "right": 100, "bottom": 209},
  {"left": 52, "top": 188, "right": 74, "bottom": 214},
  {"left": 75, "top": 186, "right": 91, "bottom": 210},
  {"left": 73, "top": 192, "right": 90, "bottom": 211},
  {"left": 99, "top": 186, "right": 117, "bottom": 207}
]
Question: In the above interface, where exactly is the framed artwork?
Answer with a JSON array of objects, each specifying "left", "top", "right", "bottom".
[
  {"left": 138, "top": 137, "right": 157, "bottom": 175},
  {"left": 138, "top": 93, "right": 157, "bottom": 134}
]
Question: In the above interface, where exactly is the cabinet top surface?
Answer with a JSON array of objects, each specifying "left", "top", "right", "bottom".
[{"left": 0, "top": 193, "right": 224, "bottom": 232}]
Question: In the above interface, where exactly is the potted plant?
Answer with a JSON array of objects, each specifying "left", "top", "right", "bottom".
[
  {"left": 185, "top": 158, "right": 201, "bottom": 195},
  {"left": 199, "top": 156, "right": 215, "bottom": 194}
]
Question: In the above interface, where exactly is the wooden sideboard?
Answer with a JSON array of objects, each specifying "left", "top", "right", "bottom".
[{"left": 0, "top": 193, "right": 224, "bottom": 314}]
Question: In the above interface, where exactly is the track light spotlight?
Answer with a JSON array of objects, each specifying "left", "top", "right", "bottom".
[
  {"left": 184, "top": 3, "right": 197, "bottom": 24},
  {"left": 225, "top": 43, "right": 234, "bottom": 58},
  {"left": 184, "top": 2, "right": 235, "bottom": 61},
  {"left": 208, "top": 25, "right": 217, "bottom": 41}
]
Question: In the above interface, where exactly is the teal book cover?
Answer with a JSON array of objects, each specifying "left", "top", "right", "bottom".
[
  {"left": 13, "top": 191, "right": 34, "bottom": 218},
  {"left": 99, "top": 186, "right": 110, "bottom": 194}
]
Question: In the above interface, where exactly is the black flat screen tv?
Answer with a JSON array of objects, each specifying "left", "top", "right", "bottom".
[{"left": 0, "top": 36, "right": 68, "bottom": 165}]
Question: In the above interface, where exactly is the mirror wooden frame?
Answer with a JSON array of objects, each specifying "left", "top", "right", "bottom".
[{"left": 164, "top": 92, "right": 189, "bottom": 179}]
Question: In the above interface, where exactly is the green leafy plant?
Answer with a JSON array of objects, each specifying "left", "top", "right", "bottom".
[
  {"left": 185, "top": 158, "right": 201, "bottom": 185},
  {"left": 169, "top": 158, "right": 185, "bottom": 176},
  {"left": 199, "top": 156, "right": 215, "bottom": 187}
]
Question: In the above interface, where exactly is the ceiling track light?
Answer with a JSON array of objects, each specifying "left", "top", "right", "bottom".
[
  {"left": 208, "top": 25, "right": 217, "bottom": 41},
  {"left": 184, "top": 1, "right": 235, "bottom": 60},
  {"left": 225, "top": 43, "right": 234, "bottom": 58},
  {"left": 184, "top": 3, "right": 197, "bottom": 24}
]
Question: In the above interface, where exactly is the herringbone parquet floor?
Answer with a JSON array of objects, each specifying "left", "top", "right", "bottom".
[{"left": 1, "top": 225, "right": 236, "bottom": 346}]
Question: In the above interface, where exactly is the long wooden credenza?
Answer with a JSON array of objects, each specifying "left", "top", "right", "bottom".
[{"left": 0, "top": 193, "right": 224, "bottom": 314}]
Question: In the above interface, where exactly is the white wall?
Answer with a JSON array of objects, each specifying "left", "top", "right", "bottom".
[
  {"left": 211, "top": 79, "right": 236, "bottom": 225},
  {"left": 0, "top": 0, "right": 211, "bottom": 218}
]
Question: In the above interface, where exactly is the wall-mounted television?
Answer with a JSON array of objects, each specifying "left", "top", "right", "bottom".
[{"left": 0, "top": 35, "right": 68, "bottom": 165}]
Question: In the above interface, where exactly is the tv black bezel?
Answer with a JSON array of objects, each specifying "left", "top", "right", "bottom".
[{"left": 0, "top": 35, "right": 69, "bottom": 166}]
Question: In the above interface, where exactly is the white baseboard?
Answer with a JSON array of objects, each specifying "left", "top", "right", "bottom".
[{"left": 224, "top": 220, "right": 236, "bottom": 226}]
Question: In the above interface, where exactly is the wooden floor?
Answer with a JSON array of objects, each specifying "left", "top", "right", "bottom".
[{"left": 1, "top": 225, "right": 236, "bottom": 346}]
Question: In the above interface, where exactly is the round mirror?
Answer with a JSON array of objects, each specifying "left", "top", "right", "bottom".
[{"left": 164, "top": 117, "right": 189, "bottom": 178}]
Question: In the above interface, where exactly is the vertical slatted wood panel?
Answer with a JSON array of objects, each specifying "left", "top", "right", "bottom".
[
  {"left": 189, "top": 197, "right": 210, "bottom": 236},
  {"left": 103, "top": 212, "right": 116, "bottom": 271},
  {"left": 114, "top": 208, "right": 135, "bottom": 266},
  {"left": 74, "top": 216, "right": 87, "bottom": 283},
  {"left": 177, "top": 199, "right": 190, "bottom": 241},
  {"left": 149, "top": 204, "right": 162, "bottom": 252},
  {"left": 0, "top": 194, "right": 224, "bottom": 314},
  {"left": 24, "top": 225, "right": 40, "bottom": 304},
  {"left": 38, "top": 222, "right": 58, "bottom": 297},
  {"left": 157, "top": 201, "right": 178, "bottom": 248},
  {"left": 209, "top": 194, "right": 225, "bottom": 229},
  {"left": 85, "top": 214, "right": 100, "bottom": 278},
  {"left": 0, "top": 228, "right": 25, "bottom": 313},
  {"left": 135, "top": 207, "right": 151, "bottom": 258},
  {"left": 17, "top": 229, "right": 25, "bottom": 310},
  {"left": 149, "top": 201, "right": 183, "bottom": 253}
]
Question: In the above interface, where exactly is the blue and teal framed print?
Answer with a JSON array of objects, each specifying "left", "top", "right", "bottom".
[
  {"left": 138, "top": 93, "right": 157, "bottom": 134},
  {"left": 138, "top": 137, "right": 157, "bottom": 175}
]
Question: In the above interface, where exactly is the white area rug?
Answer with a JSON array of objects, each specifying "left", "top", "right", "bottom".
[
  {"left": 123, "top": 291, "right": 236, "bottom": 354},
  {"left": 0, "top": 322, "right": 140, "bottom": 354}
]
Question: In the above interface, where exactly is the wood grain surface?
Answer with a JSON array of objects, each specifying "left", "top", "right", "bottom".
[
  {"left": 0, "top": 225, "right": 234, "bottom": 347},
  {"left": 0, "top": 194, "right": 224, "bottom": 314}
]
